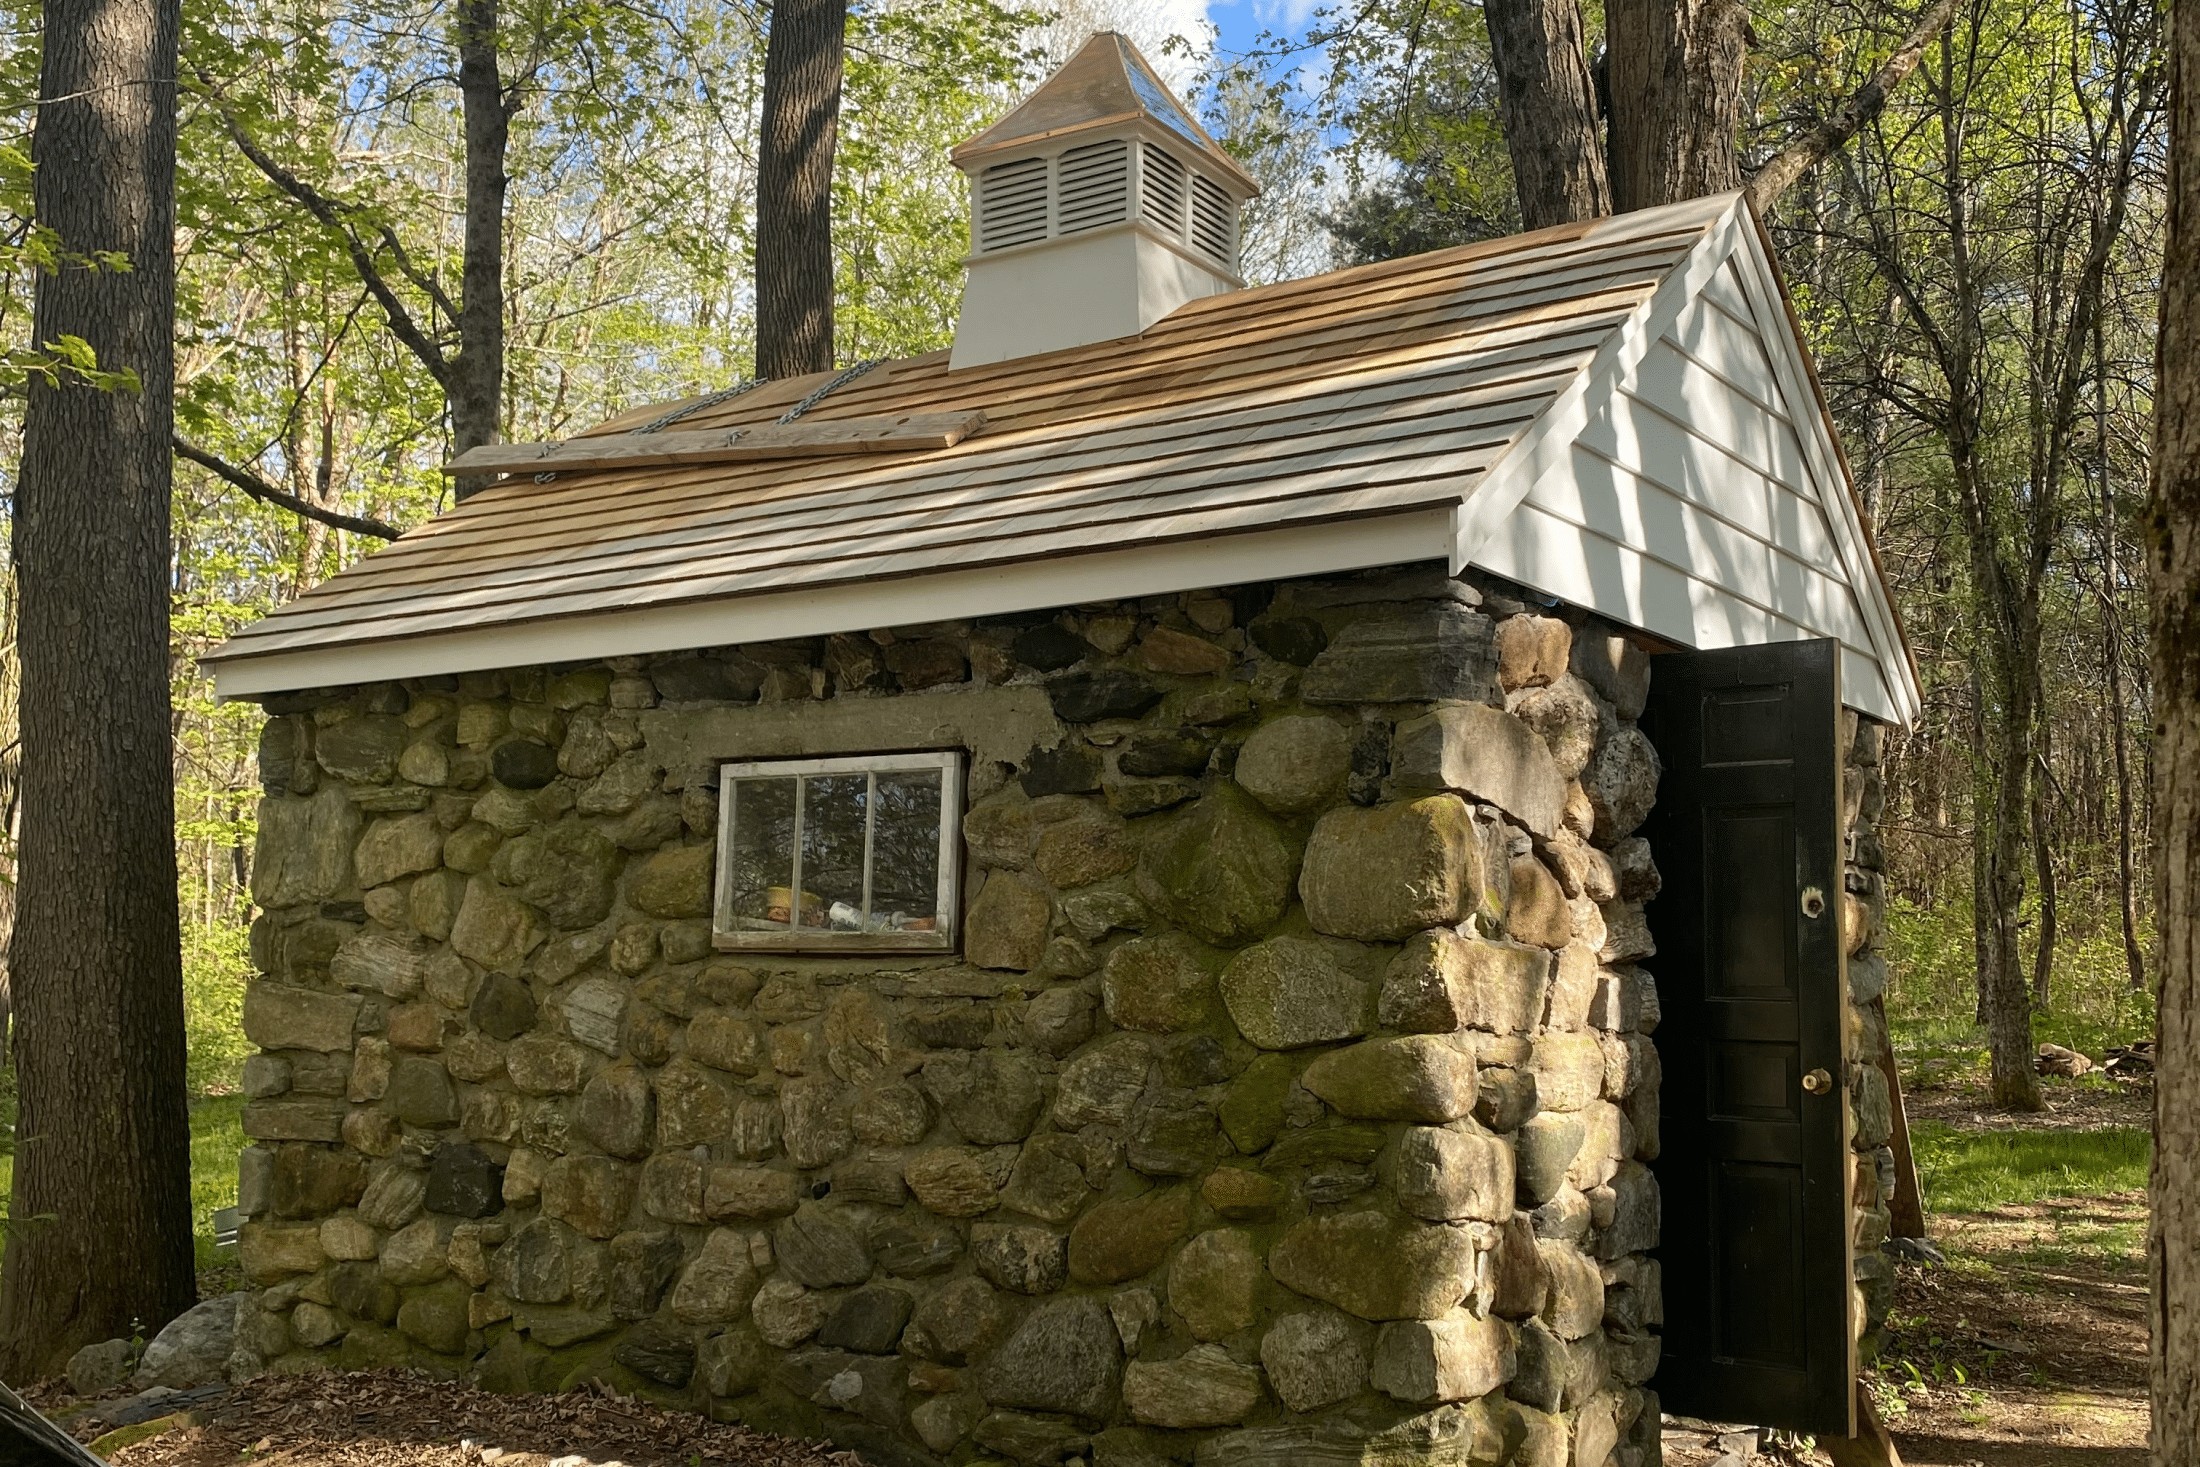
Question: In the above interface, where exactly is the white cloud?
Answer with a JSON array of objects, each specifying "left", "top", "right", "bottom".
[{"left": 1249, "top": 0, "right": 1318, "bottom": 34}]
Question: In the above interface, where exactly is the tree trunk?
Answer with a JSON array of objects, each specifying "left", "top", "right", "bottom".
[
  {"left": 450, "top": 0, "right": 507, "bottom": 501},
  {"left": 1604, "top": 0, "right": 1748, "bottom": 211},
  {"left": 2030, "top": 722, "right": 2057, "bottom": 1008},
  {"left": 1481, "top": 0, "right": 1610, "bottom": 228},
  {"left": 2103, "top": 314, "right": 2147, "bottom": 993},
  {"left": 754, "top": 0, "right": 844, "bottom": 379},
  {"left": 1969, "top": 658, "right": 1993, "bottom": 1026},
  {"left": 2151, "top": 0, "right": 2200, "bottom": 1453},
  {"left": 2147, "top": 0, "right": 2200, "bottom": 1442},
  {"left": 0, "top": 0, "right": 195, "bottom": 1377},
  {"left": 1972, "top": 550, "right": 2045, "bottom": 1110}
]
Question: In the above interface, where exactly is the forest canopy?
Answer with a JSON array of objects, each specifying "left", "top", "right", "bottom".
[{"left": 0, "top": 0, "right": 2159, "bottom": 1108}]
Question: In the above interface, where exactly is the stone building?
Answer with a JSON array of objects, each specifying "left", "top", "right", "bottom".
[{"left": 206, "top": 34, "right": 1921, "bottom": 1467}]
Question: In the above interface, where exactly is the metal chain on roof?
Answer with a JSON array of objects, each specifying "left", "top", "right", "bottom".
[
  {"left": 533, "top": 374, "right": 771, "bottom": 483},
  {"left": 776, "top": 358, "right": 882, "bottom": 423},
  {"left": 526, "top": 360, "right": 876, "bottom": 483},
  {"left": 634, "top": 374, "right": 771, "bottom": 434}
]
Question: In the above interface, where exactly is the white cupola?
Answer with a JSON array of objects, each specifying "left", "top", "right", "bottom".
[{"left": 948, "top": 33, "right": 1261, "bottom": 369}]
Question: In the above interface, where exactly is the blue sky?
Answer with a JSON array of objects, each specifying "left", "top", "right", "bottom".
[{"left": 1103, "top": 0, "right": 1321, "bottom": 90}]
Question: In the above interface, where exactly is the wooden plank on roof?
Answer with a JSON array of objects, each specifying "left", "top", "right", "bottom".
[
  {"left": 395, "top": 347, "right": 1603, "bottom": 563},
  {"left": 443, "top": 412, "right": 987, "bottom": 476}
]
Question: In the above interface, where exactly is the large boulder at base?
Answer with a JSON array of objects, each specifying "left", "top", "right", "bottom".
[
  {"left": 66, "top": 1338, "right": 135, "bottom": 1397},
  {"left": 133, "top": 1293, "right": 245, "bottom": 1389}
]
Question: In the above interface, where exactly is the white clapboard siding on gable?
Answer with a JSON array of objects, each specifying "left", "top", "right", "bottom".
[{"left": 1469, "top": 248, "right": 1906, "bottom": 722}]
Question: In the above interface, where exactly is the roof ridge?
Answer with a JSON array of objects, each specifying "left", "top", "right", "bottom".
[{"left": 1167, "top": 192, "right": 1739, "bottom": 324}]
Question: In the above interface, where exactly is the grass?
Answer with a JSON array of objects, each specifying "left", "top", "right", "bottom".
[
  {"left": 0, "top": 1094, "right": 246, "bottom": 1274},
  {"left": 1883, "top": 893, "right": 2155, "bottom": 1088},
  {"left": 1910, "top": 1120, "right": 2151, "bottom": 1215}
]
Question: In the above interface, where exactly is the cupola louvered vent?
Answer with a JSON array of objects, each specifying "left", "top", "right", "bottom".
[
  {"left": 950, "top": 33, "right": 1259, "bottom": 367},
  {"left": 976, "top": 156, "right": 1050, "bottom": 251},
  {"left": 1058, "top": 140, "right": 1130, "bottom": 234},
  {"left": 1141, "top": 144, "right": 1186, "bottom": 233},
  {"left": 1190, "top": 174, "right": 1235, "bottom": 267}
]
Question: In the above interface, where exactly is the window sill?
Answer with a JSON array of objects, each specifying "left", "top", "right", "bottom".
[{"left": 710, "top": 930, "right": 959, "bottom": 956}]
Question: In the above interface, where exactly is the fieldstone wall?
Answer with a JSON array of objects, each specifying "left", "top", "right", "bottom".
[
  {"left": 1842, "top": 716, "right": 1896, "bottom": 1367},
  {"left": 230, "top": 566, "right": 1667, "bottom": 1467}
]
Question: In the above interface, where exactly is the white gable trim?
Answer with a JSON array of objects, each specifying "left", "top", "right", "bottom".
[
  {"left": 1452, "top": 196, "right": 1921, "bottom": 726},
  {"left": 1722, "top": 220, "right": 1921, "bottom": 724}
]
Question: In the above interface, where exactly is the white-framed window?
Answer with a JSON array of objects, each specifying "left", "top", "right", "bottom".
[{"left": 713, "top": 751, "right": 965, "bottom": 953}]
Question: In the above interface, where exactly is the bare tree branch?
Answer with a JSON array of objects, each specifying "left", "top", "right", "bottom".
[
  {"left": 173, "top": 437, "right": 403, "bottom": 540},
  {"left": 194, "top": 71, "right": 456, "bottom": 392},
  {"left": 370, "top": 220, "right": 461, "bottom": 324},
  {"left": 1746, "top": 0, "right": 1960, "bottom": 211}
]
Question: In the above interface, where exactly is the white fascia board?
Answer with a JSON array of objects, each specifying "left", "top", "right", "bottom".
[
  {"left": 208, "top": 507, "right": 1456, "bottom": 700},
  {"left": 1450, "top": 200, "right": 1749, "bottom": 577},
  {"left": 1720, "top": 224, "right": 1922, "bottom": 727}
]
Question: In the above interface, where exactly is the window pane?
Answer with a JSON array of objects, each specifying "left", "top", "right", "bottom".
[
  {"left": 726, "top": 777, "right": 796, "bottom": 929},
  {"left": 868, "top": 769, "right": 943, "bottom": 933},
  {"left": 801, "top": 774, "right": 870, "bottom": 931}
]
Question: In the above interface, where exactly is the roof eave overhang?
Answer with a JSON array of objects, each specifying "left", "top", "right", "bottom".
[{"left": 204, "top": 506, "right": 1457, "bottom": 701}]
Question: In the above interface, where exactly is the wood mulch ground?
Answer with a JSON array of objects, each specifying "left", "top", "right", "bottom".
[
  {"left": 1903, "top": 1078, "right": 2152, "bottom": 1133},
  {"left": 1864, "top": 1187, "right": 2150, "bottom": 1466},
  {"left": 73, "top": 1372, "right": 861, "bottom": 1467}
]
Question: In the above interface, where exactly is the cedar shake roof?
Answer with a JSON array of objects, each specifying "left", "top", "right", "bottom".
[{"left": 204, "top": 192, "right": 1921, "bottom": 724}]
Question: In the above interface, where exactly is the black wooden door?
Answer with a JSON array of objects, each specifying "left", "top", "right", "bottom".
[{"left": 1642, "top": 638, "right": 1853, "bottom": 1436}]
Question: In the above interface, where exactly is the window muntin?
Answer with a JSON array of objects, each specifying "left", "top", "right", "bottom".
[{"left": 714, "top": 752, "right": 963, "bottom": 952}]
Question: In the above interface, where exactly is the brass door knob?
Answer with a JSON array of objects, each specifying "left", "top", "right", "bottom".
[{"left": 1802, "top": 1067, "right": 1833, "bottom": 1096}]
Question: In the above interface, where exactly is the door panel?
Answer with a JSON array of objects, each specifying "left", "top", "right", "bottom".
[{"left": 1643, "top": 639, "right": 1853, "bottom": 1436}]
